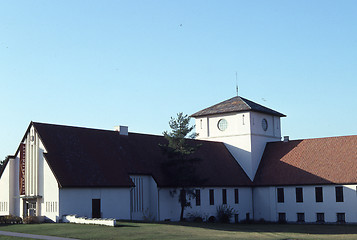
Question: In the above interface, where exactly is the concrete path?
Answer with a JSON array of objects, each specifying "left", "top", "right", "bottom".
[{"left": 0, "top": 230, "right": 79, "bottom": 240}]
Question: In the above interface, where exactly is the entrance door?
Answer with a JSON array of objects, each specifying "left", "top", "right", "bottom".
[{"left": 92, "top": 199, "right": 101, "bottom": 218}]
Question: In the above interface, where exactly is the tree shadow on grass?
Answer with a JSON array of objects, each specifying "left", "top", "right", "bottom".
[
  {"left": 115, "top": 224, "right": 139, "bottom": 228},
  {"left": 158, "top": 221, "right": 357, "bottom": 235}
]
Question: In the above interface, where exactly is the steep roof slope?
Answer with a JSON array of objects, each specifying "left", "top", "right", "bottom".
[
  {"left": 191, "top": 96, "right": 286, "bottom": 117},
  {"left": 254, "top": 135, "right": 357, "bottom": 186},
  {"left": 33, "top": 122, "right": 252, "bottom": 188}
]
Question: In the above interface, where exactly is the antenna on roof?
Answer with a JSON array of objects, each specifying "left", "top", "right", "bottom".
[{"left": 235, "top": 71, "right": 239, "bottom": 97}]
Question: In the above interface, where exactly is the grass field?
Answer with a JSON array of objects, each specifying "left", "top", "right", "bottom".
[{"left": 1, "top": 222, "right": 357, "bottom": 240}]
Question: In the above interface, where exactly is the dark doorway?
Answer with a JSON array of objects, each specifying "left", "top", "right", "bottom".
[{"left": 92, "top": 199, "right": 101, "bottom": 218}]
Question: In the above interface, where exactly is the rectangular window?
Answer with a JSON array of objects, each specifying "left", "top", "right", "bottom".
[
  {"left": 246, "top": 213, "right": 250, "bottom": 221},
  {"left": 277, "top": 188, "right": 284, "bottom": 203},
  {"left": 316, "top": 213, "right": 325, "bottom": 222},
  {"left": 296, "top": 187, "right": 303, "bottom": 202},
  {"left": 315, "top": 187, "right": 323, "bottom": 202},
  {"left": 222, "top": 189, "right": 227, "bottom": 204},
  {"left": 297, "top": 213, "right": 305, "bottom": 222},
  {"left": 234, "top": 189, "right": 239, "bottom": 204},
  {"left": 335, "top": 186, "right": 344, "bottom": 202},
  {"left": 337, "top": 213, "right": 345, "bottom": 223},
  {"left": 209, "top": 189, "right": 214, "bottom": 205},
  {"left": 278, "top": 212, "right": 286, "bottom": 223},
  {"left": 195, "top": 189, "right": 201, "bottom": 206}
]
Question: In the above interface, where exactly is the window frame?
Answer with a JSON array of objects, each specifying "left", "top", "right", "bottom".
[
  {"left": 316, "top": 212, "right": 325, "bottom": 223},
  {"left": 222, "top": 189, "right": 227, "bottom": 204},
  {"left": 209, "top": 189, "right": 214, "bottom": 205},
  {"left": 297, "top": 212, "right": 305, "bottom": 222},
  {"left": 337, "top": 213, "right": 346, "bottom": 223},
  {"left": 277, "top": 188, "right": 284, "bottom": 203},
  {"left": 335, "top": 186, "right": 344, "bottom": 202},
  {"left": 234, "top": 188, "right": 239, "bottom": 204},
  {"left": 195, "top": 189, "right": 201, "bottom": 206},
  {"left": 295, "top": 187, "right": 303, "bottom": 203},
  {"left": 278, "top": 212, "right": 286, "bottom": 223},
  {"left": 315, "top": 187, "right": 323, "bottom": 202}
]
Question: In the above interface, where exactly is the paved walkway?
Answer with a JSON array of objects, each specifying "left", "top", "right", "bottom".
[{"left": 0, "top": 230, "right": 79, "bottom": 240}]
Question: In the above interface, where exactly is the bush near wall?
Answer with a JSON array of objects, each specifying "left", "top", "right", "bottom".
[
  {"left": 0, "top": 215, "right": 22, "bottom": 224},
  {"left": 216, "top": 205, "right": 236, "bottom": 223},
  {"left": 23, "top": 216, "right": 41, "bottom": 224}
]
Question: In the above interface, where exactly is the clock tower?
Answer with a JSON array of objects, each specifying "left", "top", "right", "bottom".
[{"left": 191, "top": 96, "right": 286, "bottom": 181}]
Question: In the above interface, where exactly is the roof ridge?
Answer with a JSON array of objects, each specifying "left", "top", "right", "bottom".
[
  {"left": 191, "top": 96, "right": 286, "bottom": 117},
  {"left": 237, "top": 96, "right": 252, "bottom": 110}
]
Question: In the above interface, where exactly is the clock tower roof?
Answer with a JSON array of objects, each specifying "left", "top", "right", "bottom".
[{"left": 191, "top": 96, "right": 286, "bottom": 118}]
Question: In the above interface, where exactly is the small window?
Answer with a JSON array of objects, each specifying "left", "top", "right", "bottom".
[
  {"left": 217, "top": 119, "right": 228, "bottom": 131},
  {"left": 209, "top": 189, "right": 214, "bottom": 205},
  {"left": 246, "top": 213, "right": 250, "bottom": 221},
  {"left": 222, "top": 189, "right": 227, "bottom": 204},
  {"left": 234, "top": 189, "right": 239, "bottom": 204},
  {"left": 335, "top": 186, "right": 344, "bottom": 202},
  {"left": 278, "top": 212, "right": 286, "bottom": 223},
  {"left": 296, "top": 187, "right": 303, "bottom": 203},
  {"left": 297, "top": 213, "right": 305, "bottom": 222},
  {"left": 277, "top": 188, "right": 284, "bottom": 203},
  {"left": 315, "top": 187, "right": 323, "bottom": 202},
  {"left": 316, "top": 213, "right": 325, "bottom": 223},
  {"left": 337, "top": 213, "right": 345, "bottom": 223},
  {"left": 195, "top": 189, "right": 201, "bottom": 206}
]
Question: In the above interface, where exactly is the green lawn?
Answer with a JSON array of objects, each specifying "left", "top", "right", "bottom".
[{"left": 1, "top": 222, "right": 357, "bottom": 240}]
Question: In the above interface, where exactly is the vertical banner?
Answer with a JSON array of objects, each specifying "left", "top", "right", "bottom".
[{"left": 19, "top": 143, "right": 26, "bottom": 195}]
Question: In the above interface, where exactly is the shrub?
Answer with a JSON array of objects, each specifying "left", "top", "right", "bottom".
[
  {"left": 23, "top": 216, "right": 41, "bottom": 224},
  {"left": 0, "top": 215, "right": 22, "bottom": 224},
  {"left": 143, "top": 208, "right": 155, "bottom": 222},
  {"left": 208, "top": 216, "right": 216, "bottom": 223},
  {"left": 216, "top": 205, "right": 236, "bottom": 223},
  {"left": 186, "top": 211, "right": 205, "bottom": 222}
]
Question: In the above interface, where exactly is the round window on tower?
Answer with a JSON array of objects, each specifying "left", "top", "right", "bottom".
[
  {"left": 217, "top": 119, "right": 228, "bottom": 131},
  {"left": 262, "top": 118, "right": 268, "bottom": 131}
]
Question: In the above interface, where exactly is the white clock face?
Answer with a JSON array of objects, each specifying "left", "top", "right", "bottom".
[
  {"left": 218, "top": 119, "right": 228, "bottom": 131},
  {"left": 262, "top": 118, "right": 268, "bottom": 131}
]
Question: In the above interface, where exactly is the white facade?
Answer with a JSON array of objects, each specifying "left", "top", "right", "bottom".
[
  {"left": 195, "top": 111, "right": 281, "bottom": 180},
  {"left": 60, "top": 188, "right": 131, "bottom": 220},
  {"left": 254, "top": 185, "right": 357, "bottom": 223},
  {"left": 159, "top": 187, "right": 253, "bottom": 222}
]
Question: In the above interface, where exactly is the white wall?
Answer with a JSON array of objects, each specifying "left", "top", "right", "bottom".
[
  {"left": 254, "top": 185, "right": 357, "bottom": 223},
  {"left": 59, "top": 188, "right": 131, "bottom": 220},
  {"left": 159, "top": 187, "right": 253, "bottom": 222},
  {"left": 9, "top": 156, "right": 20, "bottom": 216},
  {"left": 41, "top": 158, "right": 59, "bottom": 222},
  {"left": 0, "top": 156, "right": 20, "bottom": 216},
  {"left": 0, "top": 159, "right": 10, "bottom": 215}
]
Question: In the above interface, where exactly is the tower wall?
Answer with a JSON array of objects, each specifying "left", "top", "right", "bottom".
[{"left": 195, "top": 111, "right": 282, "bottom": 181}]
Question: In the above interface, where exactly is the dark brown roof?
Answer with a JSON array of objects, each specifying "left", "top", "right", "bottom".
[
  {"left": 32, "top": 122, "right": 252, "bottom": 188},
  {"left": 191, "top": 96, "right": 286, "bottom": 117},
  {"left": 254, "top": 135, "right": 357, "bottom": 186}
]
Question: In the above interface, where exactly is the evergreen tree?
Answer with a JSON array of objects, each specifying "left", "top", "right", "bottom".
[
  {"left": 160, "top": 112, "right": 203, "bottom": 221},
  {"left": 0, "top": 159, "right": 5, "bottom": 172}
]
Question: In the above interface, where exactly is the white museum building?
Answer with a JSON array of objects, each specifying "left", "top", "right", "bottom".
[{"left": 0, "top": 96, "right": 356, "bottom": 223}]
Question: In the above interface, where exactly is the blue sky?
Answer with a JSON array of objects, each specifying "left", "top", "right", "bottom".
[{"left": 1, "top": 0, "right": 356, "bottom": 159}]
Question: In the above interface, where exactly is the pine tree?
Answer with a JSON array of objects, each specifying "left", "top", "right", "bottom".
[
  {"left": 0, "top": 159, "right": 5, "bottom": 172},
  {"left": 160, "top": 112, "right": 203, "bottom": 221}
]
